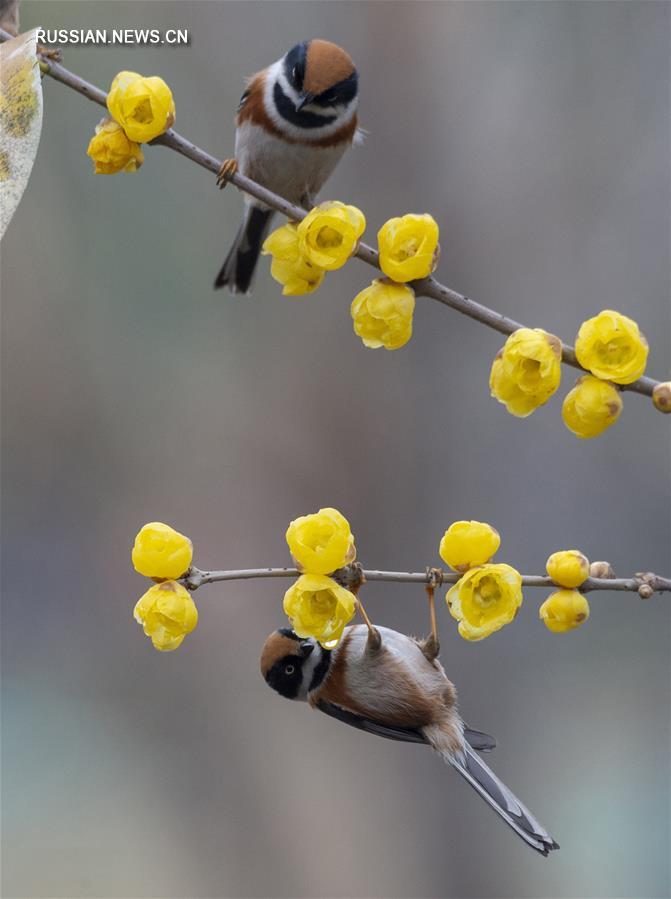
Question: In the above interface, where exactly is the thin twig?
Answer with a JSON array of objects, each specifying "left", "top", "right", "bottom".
[
  {"left": 2, "top": 26, "right": 661, "bottom": 399},
  {"left": 181, "top": 564, "right": 671, "bottom": 596}
]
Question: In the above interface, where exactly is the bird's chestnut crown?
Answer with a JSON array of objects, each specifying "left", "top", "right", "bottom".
[{"left": 284, "top": 39, "right": 358, "bottom": 109}]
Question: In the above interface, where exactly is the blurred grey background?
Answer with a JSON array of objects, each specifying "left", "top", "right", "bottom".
[{"left": 2, "top": 2, "right": 669, "bottom": 897}]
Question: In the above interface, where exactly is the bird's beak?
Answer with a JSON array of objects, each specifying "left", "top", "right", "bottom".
[
  {"left": 299, "top": 640, "right": 314, "bottom": 657},
  {"left": 295, "top": 92, "right": 314, "bottom": 112}
]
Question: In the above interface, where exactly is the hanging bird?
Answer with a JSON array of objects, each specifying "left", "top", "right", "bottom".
[
  {"left": 260, "top": 621, "right": 559, "bottom": 856},
  {"left": 214, "top": 38, "right": 360, "bottom": 293}
]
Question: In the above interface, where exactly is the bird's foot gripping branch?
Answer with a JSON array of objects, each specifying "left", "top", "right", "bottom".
[
  {"left": 129, "top": 513, "right": 671, "bottom": 653},
  {"left": 1, "top": 27, "right": 668, "bottom": 438}
]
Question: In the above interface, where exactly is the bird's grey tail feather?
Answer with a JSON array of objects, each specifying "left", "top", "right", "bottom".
[
  {"left": 450, "top": 744, "right": 559, "bottom": 856},
  {"left": 463, "top": 727, "right": 497, "bottom": 752},
  {"left": 214, "top": 205, "right": 274, "bottom": 294}
]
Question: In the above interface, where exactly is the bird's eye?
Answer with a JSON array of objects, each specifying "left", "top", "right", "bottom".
[
  {"left": 292, "top": 66, "right": 298, "bottom": 81},
  {"left": 285, "top": 664, "right": 295, "bottom": 675}
]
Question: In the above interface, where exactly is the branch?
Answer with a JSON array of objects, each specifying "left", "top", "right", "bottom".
[
  {"left": 181, "top": 564, "right": 671, "bottom": 598},
  {"left": 2, "top": 27, "right": 663, "bottom": 399}
]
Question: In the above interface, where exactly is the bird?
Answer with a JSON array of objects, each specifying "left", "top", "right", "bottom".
[
  {"left": 260, "top": 620, "right": 559, "bottom": 856},
  {"left": 214, "top": 39, "right": 360, "bottom": 294}
]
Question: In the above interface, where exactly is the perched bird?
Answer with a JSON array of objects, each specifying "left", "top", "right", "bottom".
[
  {"left": 214, "top": 39, "right": 360, "bottom": 293},
  {"left": 261, "top": 623, "right": 559, "bottom": 856}
]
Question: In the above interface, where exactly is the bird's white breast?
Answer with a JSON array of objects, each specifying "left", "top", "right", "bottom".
[{"left": 235, "top": 120, "right": 350, "bottom": 207}]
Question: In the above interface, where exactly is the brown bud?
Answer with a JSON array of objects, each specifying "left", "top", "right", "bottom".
[
  {"left": 652, "top": 382, "right": 671, "bottom": 413},
  {"left": 590, "top": 560, "right": 615, "bottom": 579},
  {"left": 638, "top": 583, "right": 654, "bottom": 599}
]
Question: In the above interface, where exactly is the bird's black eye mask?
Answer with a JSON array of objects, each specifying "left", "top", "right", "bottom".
[
  {"left": 284, "top": 42, "right": 307, "bottom": 91},
  {"left": 265, "top": 655, "right": 303, "bottom": 699},
  {"left": 313, "top": 71, "right": 358, "bottom": 108}
]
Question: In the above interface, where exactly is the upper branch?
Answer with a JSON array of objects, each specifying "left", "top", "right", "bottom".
[{"left": 1, "top": 27, "right": 661, "bottom": 399}]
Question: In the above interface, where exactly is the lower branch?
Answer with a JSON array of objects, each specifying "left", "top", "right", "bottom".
[{"left": 181, "top": 564, "right": 671, "bottom": 597}]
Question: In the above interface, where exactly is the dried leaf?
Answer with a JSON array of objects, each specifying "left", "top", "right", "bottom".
[{"left": 0, "top": 28, "right": 43, "bottom": 239}]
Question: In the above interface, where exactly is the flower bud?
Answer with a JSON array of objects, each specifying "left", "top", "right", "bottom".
[
  {"left": 86, "top": 118, "right": 144, "bottom": 174},
  {"left": 262, "top": 223, "right": 325, "bottom": 295},
  {"left": 107, "top": 70, "right": 175, "bottom": 143},
  {"left": 132, "top": 521, "right": 193, "bottom": 580},
  {"left": 377, "top": 213, "right": 440, "bottom": 282},
  {"left": 562, "top": 375, "right": 622, "bottom": 438},
  {"left": 652, "top": 382, "right": 671, "bottom": 414},
  {"left": 489, "top": 329, "right": 562, "bottom": 417},
  {"left": 539, "top": 589, "right": 590, "bottom": 633},
  {"left": 439, "top": 521, "right": 500, "bottom": 573},
  {"left": 575, "top": 309, "right": 648, "bottom": 384},
  {"left": 638, "top": 583, "right": 653, "bottom": 600},
  {"left": 546, "top": 550, "right": 590, "bottom": 588},
  {"left": 286, "top": 508, "right": 355, "bottom": 575},
  {"left": 283, "top": 574, "right": 356, "bottom": 648},
  {"left": 134, "top": 580, "right": 198, "bottom": 651},
  {"left": 589, "top": 560, "right": 614, "bottom": 579},
  {"left": 351, "top": 279, "right": 415, "bottom": 350}
]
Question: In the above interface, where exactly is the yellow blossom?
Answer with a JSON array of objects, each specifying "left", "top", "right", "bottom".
[
  {"left": 107, "top": 70, "right": 175, "bottom": 143},
  {"left": 297, "top": 201, "right": 366, "bottom": 270},
  {"left": 489, "top": 328, "right": 562, "bottom": 417},
  {"left": 446, "top": 563, "right": 523, "bottom": 641},
  {"left": 378, "top": 213, "right": 440, "bottom": 282},
  {"left": 574, "top": 309, "right": 648, "bottom": 385},
  {"left": 132, "top": 521, "right": 193, "bottom": 580},
  {"left": 439, "top": 521, "right": 500, "bottom": 573},
  {"left": 351, "top": 279, "right": 415, "bottom": 350},
  {"left": 546, "top": 550, "right": 590, "bottom": 588},
  {"left": 286, "top": 507, "right": 355, "bottom": 575},
  {"left": 539, "top": 589, "right": 590, "bottom": 633},
  {"left": 262, "top": 223, "right": 325, "bottom": 295},
  {"left": 562, "top": 375, "right": 623, "bottom": 439},
  {"left": 134, "top": 580, "right": 198, "bottom": 651},
  {"left": 283, "top": 573, "right": 357, "bottom": 648},
  {"left": 86, "top": 117, "right": 144, "bottom": 174}
]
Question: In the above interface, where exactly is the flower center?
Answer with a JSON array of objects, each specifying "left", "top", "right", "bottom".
[
  {"left": 601, "top": 338, "right": 630, "bottom": 365},
  {"left": 475, "top": 577, "right": 501, "bottom": 608},
  {"left": 316, "top": 226, "right": 343, "bottom": 249},
  {"left": 133, "top": 98, "right": 154, "bottom": 123},
  {"left": 393, "top": 237, "right": 419, "bottom": 261}
]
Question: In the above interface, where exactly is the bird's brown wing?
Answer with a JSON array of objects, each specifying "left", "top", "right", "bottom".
[{"left": 316, "top": 699, "right": 496, "bottom": 751}]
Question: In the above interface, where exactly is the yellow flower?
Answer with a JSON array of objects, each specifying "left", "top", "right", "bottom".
[
  {"left": 132, "top": 521, "right": 193, "bottom": 580},
  {"left": 86, "top": 117, "right": 144, "bottom": 174},
  {"left": 489, "top": 328, "right": 562, "bottom": 417},
  {"left": 574, "top": 309, "right": 648, "bottom": 384},
  {"left": 378, "top": 213, "right": 440, "bottom": 282},
  {"left": 107, "top": 70, "right": 175, "bottom": 143},
  {"left": 446, "top": 563, "right": 523, "bottom": 641},
  {"left": 286, "top": 507, "right": 355, "bottom": 575},
  {"left": 539, "top": 589, "right": 590, "bottom": 633},
  {"left": 439, "top": 521, "right": 500, "bottom": 573},
  {"left": 562, "top": 375, "right": 623, "bottom": 438},
  {"left": 297, "top": 201, "right": 366, "bottom": 270},
  {"left": 133, "top": 580, "right": 198, "bottom": 651},
  {"left": 283, "top": 573, "right": 357, "bottom": 648},
  {"left": 351, "top": 279, "right": 415, "bottom": 350},
  {"left": 546, "top": 550, "right": 590, "bottom": 588},
  {"left": 262, "top": 223, "right": 325, "bottom": 295}
]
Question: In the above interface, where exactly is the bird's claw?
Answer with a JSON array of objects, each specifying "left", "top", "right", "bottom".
[
  {"left": 420, "top": 633, "right": 440, "bottom": 662},
  {"left": 216, "top": 158, "right": 238, "bottom": 189}
]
